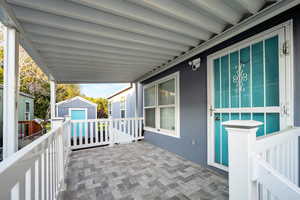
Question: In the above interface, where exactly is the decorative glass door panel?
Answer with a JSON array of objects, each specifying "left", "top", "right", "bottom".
[{"left": 208, "top": 26, "right": 291, "bottom": 169}]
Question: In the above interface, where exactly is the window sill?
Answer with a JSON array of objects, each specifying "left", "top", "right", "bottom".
[{"left": 144, "top": 127, "right": 180, "bottom": 138}]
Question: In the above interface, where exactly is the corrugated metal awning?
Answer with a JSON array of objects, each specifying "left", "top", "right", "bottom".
[{"left": 0, "top": 0, "right": 297, "bottom": 83}]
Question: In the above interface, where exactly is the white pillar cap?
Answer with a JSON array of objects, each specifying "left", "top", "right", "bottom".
[{"left": 222, "top": 120, "right": 263, "bottom": 129}]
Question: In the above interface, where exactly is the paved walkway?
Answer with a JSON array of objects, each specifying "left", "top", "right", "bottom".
[{"left": 63, "top": 142, "right": 228, "bottom": 200}]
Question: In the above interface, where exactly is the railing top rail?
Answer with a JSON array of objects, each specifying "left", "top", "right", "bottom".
[
  {"left": 71, "top": 117, "right": 144, "bottom": 123},
  {"left": 256, "top": 127, "right": 300, "bottom": 153},
  {"left": 0, "top": 119, "right": 70, "bottom": 174}
]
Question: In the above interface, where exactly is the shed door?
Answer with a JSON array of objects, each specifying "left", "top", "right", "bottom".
[
  {"left": 71, "top": 109, "right": 87, "bottom": 137},
  {"left": 208, "top": 25, "right": 293, "bottom": 170}
]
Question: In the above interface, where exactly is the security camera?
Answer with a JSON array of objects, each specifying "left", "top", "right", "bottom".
[{"left": 188, "top": 58, "right": 201, "bottom": 71}]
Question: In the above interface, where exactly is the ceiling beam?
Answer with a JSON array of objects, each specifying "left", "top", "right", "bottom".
[
  {"left": 69, "top": 0, "right": 212, "bottom": 39},
  {"left": 54, "top": 72, "right": 138, "bottom": 81},
  {"left": 137, "top": 0, "right": 225, "bottom": 33},
  {"left": 22, "top": 23, "right": 180, "bottom": 57},
  {"left": 40, "top": 51, "right": 162, "bottom": 65},
  {"left": 48, "top": 66, "right": 149, "bottom": 73},
  {"left": 11, "top": 5, "right": 190, "bottom": 51},
  {"left": 39, "top": 50, "right": 166, "bottom": 64},
  {"left": 45, "top": 60, "right": 156, "bottom": 68},
  {"left": 188, "top": 0, "right": 241, "bottom": 24},
  {"left": 29, "top": 34, "right": 173, "bottom": 60},
  {"left": 235, "top": 0, "right": 265, "bottom": 14},
  {"left": 8, "top": 0, "right": 202, "bottom": 45},
  {"left": 0, "top": 0, "right": 53, "bottom": 78}
]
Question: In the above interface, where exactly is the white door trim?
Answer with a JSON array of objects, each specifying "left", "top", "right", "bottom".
[{"left": 207, "top": 20, "right": 294, "bottom": 171}]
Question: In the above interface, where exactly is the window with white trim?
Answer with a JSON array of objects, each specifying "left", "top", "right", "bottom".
[
  {"left": 120, "top": 96, "right": 126, "bottom": 118},
  {"left": 143, "top": 72, "right": 180, "bottom": 137},
  {"left": 25, "top": 101, "right": 30, "bottom": 120}
]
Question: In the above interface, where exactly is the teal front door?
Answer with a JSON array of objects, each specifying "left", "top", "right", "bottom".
[
  {"left": 208, "top": 24, "right": 293, "bottom": 170},
  {"left": 71, "top": 109, "right": 87, "bottom": 137}
]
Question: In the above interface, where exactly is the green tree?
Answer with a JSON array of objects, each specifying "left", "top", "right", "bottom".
[
  {"left": 83, "top": 96, "right": 108, "bottom": 118},
  {"left": 0, "top": 44, "right": 82, "bottom": 119}
]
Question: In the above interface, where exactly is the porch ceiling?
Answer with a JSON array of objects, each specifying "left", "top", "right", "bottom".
[{"left": 0, "top": 0, "right": 291, "bottom": 83}]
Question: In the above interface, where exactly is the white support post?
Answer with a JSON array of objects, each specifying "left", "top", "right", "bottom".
[
  {"left": 134, "top": 82, "right": 138, "bottom": 118},
  {"left": 222, "top": 120, "right": 263, "bottom": 200},
  {"left": 134, "top": 82, "right": 142, "bottom": 118},
  {"left": 3, "top": 26, "right": 20, "bottom": 159},
  {"left": 50, "top": 80, "right": 56, "bottom": 128},
  {"left": 109, "top": 120, "right": 114, "bottom": 147},
  {"left": 51, "top": 117, "right": 64, "bottom": 130}
]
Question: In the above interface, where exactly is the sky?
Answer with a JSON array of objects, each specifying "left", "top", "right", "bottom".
[{"left": 80, "top": 83, "right": 130, "bottom": 98}]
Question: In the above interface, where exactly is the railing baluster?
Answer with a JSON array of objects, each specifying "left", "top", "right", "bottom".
[
  {"left": 85, "top": 121, "right": 88, "bottom": 145},
  {"left": 139, "top": 119, "right": 142, "bottom": 138},
  {"left": 95, "top": 121, "right": 99, "bottom": 144},
  {"left": 79, "top": 123, "right": 83, "bottom": 146},
  {"left": 105, "top": 121, "right": 108, "bottom": 143},
  {"left": 99, "top": 121, "right": 103, "bottom": 144},
  {"left": 129, "top": 119, "right": 132, "bottom": 138},
  {"left": 25, "top": 168, "right": 31, "bottom": 200},
  {"left": 11, "top": 182, "right": 20, "bottom": 200},
  {"left": 73, "top": 123, "right": 77, "bottom": 147},
  {"left": 89, "top": 122, "right": 92, "bottom": 145}
]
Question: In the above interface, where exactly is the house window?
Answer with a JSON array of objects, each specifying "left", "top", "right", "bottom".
[
  {"left": 25, "top": 101, "right": 30, "bottom": 120},
  {"left": 120, "top": 97, "right": 126, "bottom": 118},
  {"left": 143, "top": 72, "right": 180, "bottom": 137}
]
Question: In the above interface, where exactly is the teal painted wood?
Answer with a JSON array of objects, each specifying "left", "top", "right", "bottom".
[
  {"left": 241, "top": 113, "right": 251, "bottom": 120},
  {"left": 252, "top": 41, "right": 265, "bottom": 107},
  {"left": 230, "top": 113, "right": 240, "bottom": 120},
  {"left": 253, "top": 113, "right": 265, "bottom": 137},
  {"left": 214, "top": 59, "right": 221, "bottom": 108},
  {"left": 240, "top": 46, "right": 251, "bottom": 108},
  {"left": 71, "top": 110, "right": 86, "bottom": 137},
  {"left": 230, "top": 51, "right": 239, "bottom": 108},
  {"left": 265, "top": 36, "right": 279, "bottom": 107},
  {"left": 221, "top": 113, "right": 229, "bottom": 166},
  {"left": 214, "top": 113, "right": 221, "bottom": 164},
  {"left": 221, "top": 55, "right": 229, "bottom": 108},
  {"left": 266, "top": 113, "right": 280, "bottom": 135},
  {"left": 212, "top": 34, "right": 282, "bottom": 168}
]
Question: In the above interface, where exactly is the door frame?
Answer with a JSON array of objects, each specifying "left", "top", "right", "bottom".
[{"left": 207, "top": 20, "right": 294, "bottom": 171}]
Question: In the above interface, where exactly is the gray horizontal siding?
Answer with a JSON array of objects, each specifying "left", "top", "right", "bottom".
[
  {"left": 111, "top": 89, "right": 136, "bottom": 118},
  {"left": 57, "top": 98, "right": 96, "bottom": 119},
  {"left": 141, "top": 6, "right": 300, "bottom": 175}
]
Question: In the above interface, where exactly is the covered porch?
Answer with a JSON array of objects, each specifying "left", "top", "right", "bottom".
[{"left": 0, "top": 0, "right": 300, "bottom": 200}]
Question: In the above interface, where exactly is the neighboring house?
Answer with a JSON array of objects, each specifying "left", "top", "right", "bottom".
[
  {"left": 0, "top": 85, "right": 34, "bottom": 147},
  {"left": 107, "top": 84, "right": 140, "bottom": 119},
  {"left": 141, "top": 18, "right": 295, "bottom": 174},
  {"left": 56, "top": 96, "right": 97, "bottom": 137},
  {"left": 56, "top": 96, "right": 97, "bottom": 120}
]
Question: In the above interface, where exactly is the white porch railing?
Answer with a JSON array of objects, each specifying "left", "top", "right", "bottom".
[
  {"left": 70, "top": 118, "right": 144, "bottom": 150},
  {"left": 223, "top": 120, "right": 300, "bottom": 200},
  {"left": 0, "top": 117, "right": 144, "bottom": 199},
  {"left": 0, "top": 119, "right": 71, "bottom": 200}
]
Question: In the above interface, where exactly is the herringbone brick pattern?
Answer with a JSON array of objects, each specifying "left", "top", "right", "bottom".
[{"left": 64, "top": 142, "right": 228, "bottom": 200}]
